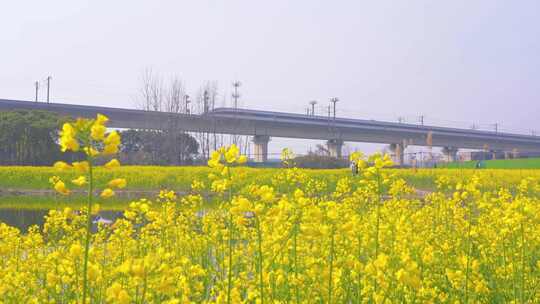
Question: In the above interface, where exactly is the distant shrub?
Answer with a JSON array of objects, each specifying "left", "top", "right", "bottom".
[{"left": 293, "top": 154, "right": 348, "bottom": 169}]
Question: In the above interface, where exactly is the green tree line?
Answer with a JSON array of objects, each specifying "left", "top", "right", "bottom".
[
  {"left": 0, "top": 110, "right": 69, "bottom": 165},
  {"left": 0, "top": 110, "right": 199, "bottom": 166}
]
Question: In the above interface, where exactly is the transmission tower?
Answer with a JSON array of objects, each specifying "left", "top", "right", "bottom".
[
  {"left": 232, "top": 81, "right": 241, "bottom": 109},
  {"left": 329, "top": 97, "right": 339, "bottom": 120},
  {"left": 309, "top": 100, "right": 317, "bottom": 116}
]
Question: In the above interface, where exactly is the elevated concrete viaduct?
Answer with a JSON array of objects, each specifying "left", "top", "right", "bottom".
[{"left": 2, "top": 99, "right": 540, "bottom": 162}]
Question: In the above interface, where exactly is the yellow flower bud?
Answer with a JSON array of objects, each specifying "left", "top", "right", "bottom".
[{"left": 95, "top": 113, "right": 109, "bottom": 125}]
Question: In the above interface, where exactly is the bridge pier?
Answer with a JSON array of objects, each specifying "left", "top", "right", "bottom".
[
  {"left": 443, "top": 147, "right": 459, "bottom": 162},
  {"left": 327, "top": 139, "right": 344, "bottom": 158},
  {"left": 512, "top": 149, "right": 519, "bottom": 159},
  {"left": 252, "top": 135, "right": 270, "bottom": 162},
  {"left": 390, "top": 143, "right": 405, "bottom": 166}
]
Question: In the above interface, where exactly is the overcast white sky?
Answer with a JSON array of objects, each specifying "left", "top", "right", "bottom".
[{"left": 1, "top": 1, "right": 539, "bottom": 155}]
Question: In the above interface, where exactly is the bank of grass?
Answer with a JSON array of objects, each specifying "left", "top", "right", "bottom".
[
  {"left": 0, "top": 166, "right": 347, "bottom": 190},
  {"left": 0, "top": 195, "right": 129, "bottom": 210},
  {"left": 2, "top": 166, "right": 540, "bottom": 201},
  {"left": 439, "top": 157, "right": 540, "bottom": 169},
  {"left": 388, "top": 168, "right": 540, "bottom": 192}
]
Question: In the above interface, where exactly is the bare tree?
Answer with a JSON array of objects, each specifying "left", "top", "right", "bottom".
[
  {"left": 315, "top": 144, "right": 330, "bottom": 156},
  {"left": 136, "top": 68, "right": 165, "bottom": 112},
  {"left": 133, "top": 69, "right": 201, "bottom": 164},
  {"left": 165, "top": 77, "right": 185, "bottom": 114}
]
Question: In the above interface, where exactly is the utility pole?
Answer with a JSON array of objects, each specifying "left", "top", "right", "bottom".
[
  {"left": 494, "top": 123, "right": 499, "bottom": 133},
  {"left": 419, "top": 115, "right": 424, "bottom": 126},
  {"left": 327, "top": 105, "right": 331, "bottom": 118},
  {"left": 46, "top": 76, "right": 52, "bottom": 103},
  {"left": 471, "top": 123, "right": 477, "bottom": 130},
  {"left": 306, "top": 107, "right": 310, "bottom": 115},
  {"left": 231, "top": 81, "right": 242, "bottom": 146},
  {"left": 309, "top": 100, "right": 317, "bottom": 116},
  {"left": 398, "top": 117, "right": 404, "bottom": 124},
  {"left": 34, "top": 81, "right": 39, "bottom": 102},
  {"left": 203, "top": 90, "right": 209, "bottom": 113},
  {"left": 232, "top": 81, "right": 241, "bottom": 110},
  {"left": 329, "top": 97, "right": 339, "bottom": 120},
  {"left": 184, "top": 94, "right": 190, "bottom": 114}
]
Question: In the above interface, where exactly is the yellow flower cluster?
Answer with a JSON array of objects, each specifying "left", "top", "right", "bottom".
[
  {"left": 207, "top": 144, "right": 247, "bottom": 194},
  {"left": 52, "top": 114, "right": 125, "bottom": 199},
  {"left": 208, "top": 144, "right": 247, "bottom": 170},
  {"left": 59, "top": 114, "right": 119, "bottom": 155}
]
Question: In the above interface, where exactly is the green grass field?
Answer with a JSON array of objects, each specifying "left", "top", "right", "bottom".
[
  {"left": 439, "top": 157, "right": 540, "bottom": 169},
  {"left": 0, "top": 195, "right": 128, "bottom": 210}
]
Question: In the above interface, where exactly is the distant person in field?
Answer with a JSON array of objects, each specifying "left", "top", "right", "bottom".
[{"left": 350, "top": 161, "right": 358, "bottom": 176}]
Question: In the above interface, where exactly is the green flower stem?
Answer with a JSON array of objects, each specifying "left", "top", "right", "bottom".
[
  {"left": 328, "top": 224, "right": 335, "bottom": 303},
  {"left": 256, "top": 217, "right": 265, "bottom": 304},
  {"left": 82, "top": 156, "right": 93, "bottom": 304}
]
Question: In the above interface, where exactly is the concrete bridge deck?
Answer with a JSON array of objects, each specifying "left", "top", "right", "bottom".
[{"left": 1, "top": 99, "right": 539, "bottom": 162}]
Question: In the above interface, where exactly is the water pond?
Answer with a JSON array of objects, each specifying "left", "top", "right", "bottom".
[{"left": 0, "top": 208, "right": 124, "bottom": 232}]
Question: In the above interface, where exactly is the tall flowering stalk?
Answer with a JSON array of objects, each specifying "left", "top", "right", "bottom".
[
  {"left": 364, "top": 153, "right": 393, "bottom": 294},
  {"left": 207, "top": 144, "right": 247, "bottom": 304},
  {"left": 51, "top": 114, "right": 124, "bottom": 303}
]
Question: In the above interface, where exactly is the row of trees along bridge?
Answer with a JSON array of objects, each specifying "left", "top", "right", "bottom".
[{"left": 0, "top": 110, "right": 199, "bottom": 166}]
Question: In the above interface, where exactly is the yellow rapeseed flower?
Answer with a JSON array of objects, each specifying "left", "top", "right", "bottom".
[
  {"left": 83, "top": 147, "right": 99, "bottom": 157},
  {"left": 59, "top": 123, "right": 79, "bottom": 152},
  {"left": 104, "top": 158, "right": 121, "bottom": 169},
  {"left": 100, "top": 188, "right": 115, "bottom": 198},
  {"left": 96, "top": 113, "right": 109, "bottom": 125},
  {"left": 71, "top": 176, "right": 87, "bottom": 187},
  {"left": 103, "top": 131, "right": 121, "bottom": 155},
  {"left": 54, "top": 180, "right": 70, "bottom": 195},
  {"left": 72, "top": 161, "right": 90, "bottom": 173},
  {"left": 53, "top": 161, "right": 72, "bottom": 171},
  {"left": 90, "top": 123, "right": 107, "bottom": 141},
  {"left": 108, "top": 178, "right": 127, "bottom": 189},
  {"left": 69, "top": 243, "right": 83, "bottom": 258},
  {"left": 238, "top": 155, "right": 248, "bottom": 164}
]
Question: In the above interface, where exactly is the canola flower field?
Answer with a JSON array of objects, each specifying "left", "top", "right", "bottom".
[
  {"left": 0, "top": 114, "right": 539, "bottom": 303},
  {"left": 2, "top": 165, "right": 540, "bottom": 193}
]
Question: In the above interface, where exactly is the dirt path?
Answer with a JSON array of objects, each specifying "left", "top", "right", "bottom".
[
  {"left": 414, "top": 189, "right": 432, "bottom": 197},
  {"left": 0, "top": 188, "right": 180, "bottom": 199}
]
